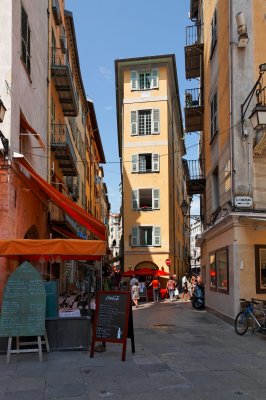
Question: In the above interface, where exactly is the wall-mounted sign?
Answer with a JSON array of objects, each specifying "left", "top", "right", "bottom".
[{"left": 235, "top": 196, "right": 253, "bottom": 208}]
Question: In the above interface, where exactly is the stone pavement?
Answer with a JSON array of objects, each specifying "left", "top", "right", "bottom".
[{"left": 1, "top": 299, "right": 266, "bottom": 400}]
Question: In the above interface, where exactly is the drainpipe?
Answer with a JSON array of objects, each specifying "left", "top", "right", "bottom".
[
  {"left": 229, "top": 0, "right": 235, "bottom": 208},
  {"left": 47, "top": 0, "right": 51, "bottom": 184}
]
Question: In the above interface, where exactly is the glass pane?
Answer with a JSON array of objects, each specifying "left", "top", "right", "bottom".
[
  {"left": 209, "top": 253, "right": 216, "bottom": 289},
  {"left": 217, "top": 250, "right": 228, "bottom": 291},
  {"left": 139, "top": 227, "right": 152, "bottom": 246},
  {"left": 259, "top": 249, "right": 266, "bottom": 289}
]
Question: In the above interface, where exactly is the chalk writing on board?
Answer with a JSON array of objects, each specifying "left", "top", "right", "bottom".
[{"left": 0, "top": 261, "right": 46, "bottom": 337}]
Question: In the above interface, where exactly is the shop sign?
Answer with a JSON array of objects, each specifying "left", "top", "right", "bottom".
[{"left": 234, "top": 196, "right": 253, "bottom": 208}]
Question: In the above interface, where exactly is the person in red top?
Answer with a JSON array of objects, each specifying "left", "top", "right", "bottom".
[
  {"left": 166, "top": 276, "right": 176, "bottom": 302},
  {"left": 149, "top": 276, "right": 160, "bottom": 302}
]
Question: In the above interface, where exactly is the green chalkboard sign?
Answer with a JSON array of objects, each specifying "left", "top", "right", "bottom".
[
  {"left": 0, "top": 261, "right": 46, "bottom": 337},
  {"left": 44, "top": 281, "right": 59, "bottom": 319}
]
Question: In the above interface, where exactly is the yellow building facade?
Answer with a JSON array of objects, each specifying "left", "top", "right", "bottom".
[
  {"left": 115, "top": 55, "right": 188, "bottom": 278},
  {"left": 185, "top": 0, "right": 266, "bottom": 321}
]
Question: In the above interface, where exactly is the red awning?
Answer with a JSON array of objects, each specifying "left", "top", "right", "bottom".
[
  {"left": 15, "top": 156, "right": 106, "bottom": 240},
  {"left": 0, "top": 239, "right": 106, "bottom": 261}
]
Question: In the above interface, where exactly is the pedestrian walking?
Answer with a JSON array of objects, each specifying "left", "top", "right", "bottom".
[
  {"left": 132, "top": 281, "right": 140, "bottom": 308},
  {"left": 149, "top": 275, "right": 160, "bottom": 302},
  {"left": 129, "top": 274, "right": 138, "bottom": 290},
  {"left": 166, "top": 276, "right": 176, "bottom": 301},
  {"left": 181, "top": 272, "right": 189, "bottom": 301}
]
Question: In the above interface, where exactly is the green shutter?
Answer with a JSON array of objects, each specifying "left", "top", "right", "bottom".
[
  {"left": 151, "top": 68, "right": 159, "bottom": 88},
  {"left": 131, "top": 71, "right": 138, "bottom": 90},
  {"left": 132, "top": 190, "right": 138, "bottom": 209},
  {"left": 132, "top": 154, "right": 138, "bottom": 172},
  {"left": 152, "top": 109, "right": 160, "bottom": 134},
  {"left": 153, "top": 226, "right": 161, "bottom": 246},
  {"left": 152, "top": 153, "right": 159, "bottom": 171},
  {"left": 153, "top": 189, "right": 160, "bottom": 209},
  {"left": 132, "top": 227, "right": 138, "bottom": 246},
  {"left": 131, "top": 111, "right": 138, "bottom": 135}
]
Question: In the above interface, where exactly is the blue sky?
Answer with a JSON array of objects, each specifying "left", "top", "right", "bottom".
[{"left": 66, "top": 0, "right": 198, "bottom": 214}]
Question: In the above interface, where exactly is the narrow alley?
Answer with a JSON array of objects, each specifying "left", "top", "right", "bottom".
[{"left": 1, "top": 301, "right": 266, "bottom": 400}]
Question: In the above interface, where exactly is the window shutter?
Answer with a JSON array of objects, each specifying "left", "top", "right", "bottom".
[
  {"left": 153, "top": 226, "right": 161, "bottom": 246},
  {"left": 132, "top": 154, "right": 138, "bottom": 172},
  {"left": 152, "top": 109, "right": 160, "bottom": 134},
  {"left": 132, "top": 190, "right": 139, "bottom": 210},
  {"left": 131, "top": 111, "right": 138, "bottom": 136},
  {"left": 151, "top": 68, "right": 159, "bottom": 88},
  {"left": 131, "top": 71, "right": 138, "bottom": 90},
  {"left": 152, "top": 153, "right": 160, "bottom": 171},
  {"left": 153, "top": 189, "right": 160, "bottom": 209},
  {"left": 132, "top": 227, "right": 138, "bottom": 246}
]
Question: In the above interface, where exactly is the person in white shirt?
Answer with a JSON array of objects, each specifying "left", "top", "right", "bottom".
[
  {"left": 181, "top": 272, "right": 189, "bottom": 301},
  {"left": 130, "top": 274, "right": 138, "bottom": 288}
]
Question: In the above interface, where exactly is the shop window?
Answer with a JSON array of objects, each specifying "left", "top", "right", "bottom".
[
  {"left": 209, "top": 247, "right": 229, "bottom": 293},
  {"left": 255, "top": 245, "right": 266, "bottom": 293}
]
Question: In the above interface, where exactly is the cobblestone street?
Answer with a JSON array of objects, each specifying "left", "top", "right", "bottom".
[{"left": 1, "top": 300, "right": 266, "bottom": 399}]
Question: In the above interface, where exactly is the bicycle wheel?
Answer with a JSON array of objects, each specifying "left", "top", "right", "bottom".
[{"left": 235, "top": 311, "right": 249, "bottom": 335}]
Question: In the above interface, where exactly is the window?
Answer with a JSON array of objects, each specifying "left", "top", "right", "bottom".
[
  {"left": 131, "top": 226, "right": 161, "bottom": 247},
  {"left": 209, "top": 248, "right": 229, "bottom": 293},
  {"left": 21, "top": 4, "right": 31, "bottom": 75},
  {"left": 131, "top": 69, "right": 159, "bottom": 90},
  {"left": 132, "top": 153, "right": 160, "bottom": 173},
  {"left": 212, "top": 167, "right": 219, "bottom": 211},
  {"left": 131, "top": 109, "right": 160, "bottom": 136},
  {"left": 132, "top": 189, "right": 160, "bottom": 210},
  {"left": 255, "top": 246, "right": 266, "bottom": 293},
  {"left": 210, "top": 91, "right": 218, "bottom": 138},
  {"left": 211, "top": 8, "right": 217, "bottom": 55}
]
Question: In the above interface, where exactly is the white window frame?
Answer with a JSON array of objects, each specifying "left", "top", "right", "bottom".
[
  {"left": 131, "top": 226, "right": 161, "bottom": 247},
  {"left": 130, "top": 68, "right": 159, "bottom": 91},
  {"left": 130, "top": 109, "right": 160, "bottom": 136},
  {"left": 132, "top": 189, "right": 160, "bottom": 210},
  {"left": 131, "top": 153, "right": 160, "bottom": 173}
]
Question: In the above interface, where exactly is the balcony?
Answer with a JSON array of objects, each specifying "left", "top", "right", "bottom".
[
  {"left": 184, "top": 159, "right": 206, "bottom": 195},
  {"left": 52, "top": 0, "right": 61, "bottom": 25},
  {"left": 184, "top": 88, "right": 204, "bottom": 133},
  {"left": 185, "top": 24, "right": 204, "bottom": 79},
  {"left": 51, "top": 124, "right": 78, "bottom": 176},
  {"left": 51, "top": 48, "right": 78, "bottom": 116}
]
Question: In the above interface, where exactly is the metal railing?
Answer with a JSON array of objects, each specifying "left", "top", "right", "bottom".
[
  {"left": 185, "top": 88, "right": 203, "bottom": 108},
  {"left": 186, "top": 24, "right": 203, "bottom": 47},
  {"left": 185, "top": 159, "right": 205, "bottom": 180}
]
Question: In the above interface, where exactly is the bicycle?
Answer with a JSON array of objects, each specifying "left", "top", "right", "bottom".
[{"left": 235, "top": 298, "right": 266, "bottom": 335}]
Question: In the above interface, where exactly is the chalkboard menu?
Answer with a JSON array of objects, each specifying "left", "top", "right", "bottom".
[
  {"left": 0, "top": 261, "right": 46, "bottom": 337},
  {"left": 90, "top": 290, "right": 135, "bottom": 361}
]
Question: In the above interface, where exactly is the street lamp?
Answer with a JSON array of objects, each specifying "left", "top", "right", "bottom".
[
  {"left": 181, "top": 200, "right": 189, "bottom": 215},
  {"left": 241, "top": 63, "right": 266, "bottom": 135},
  {"left": 0, "top": 98, "right": 9, "bottom": 161}
]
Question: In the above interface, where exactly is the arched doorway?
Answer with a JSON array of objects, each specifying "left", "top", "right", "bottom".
[
  {"left": 24, "top": 225, "right": 40, "bottom": 239},
  {"left": 135, "top": 261, "right": 158, "bottom": 270}
]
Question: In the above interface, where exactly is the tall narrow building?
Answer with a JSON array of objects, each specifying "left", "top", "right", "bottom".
[
  {"left": 115, "top": 55, "right": 188, "bottom": 278},
  {"left": 185, "top": 0, "right": 266, "bottom": 320}
]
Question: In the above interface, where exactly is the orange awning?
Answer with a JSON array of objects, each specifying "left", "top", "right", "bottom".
[
  {"left": 0, "top": 239, "right": 106, "bottom": 261},
  {"left": 15, "top": 156, "right": 106, "bottom": 240}
]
